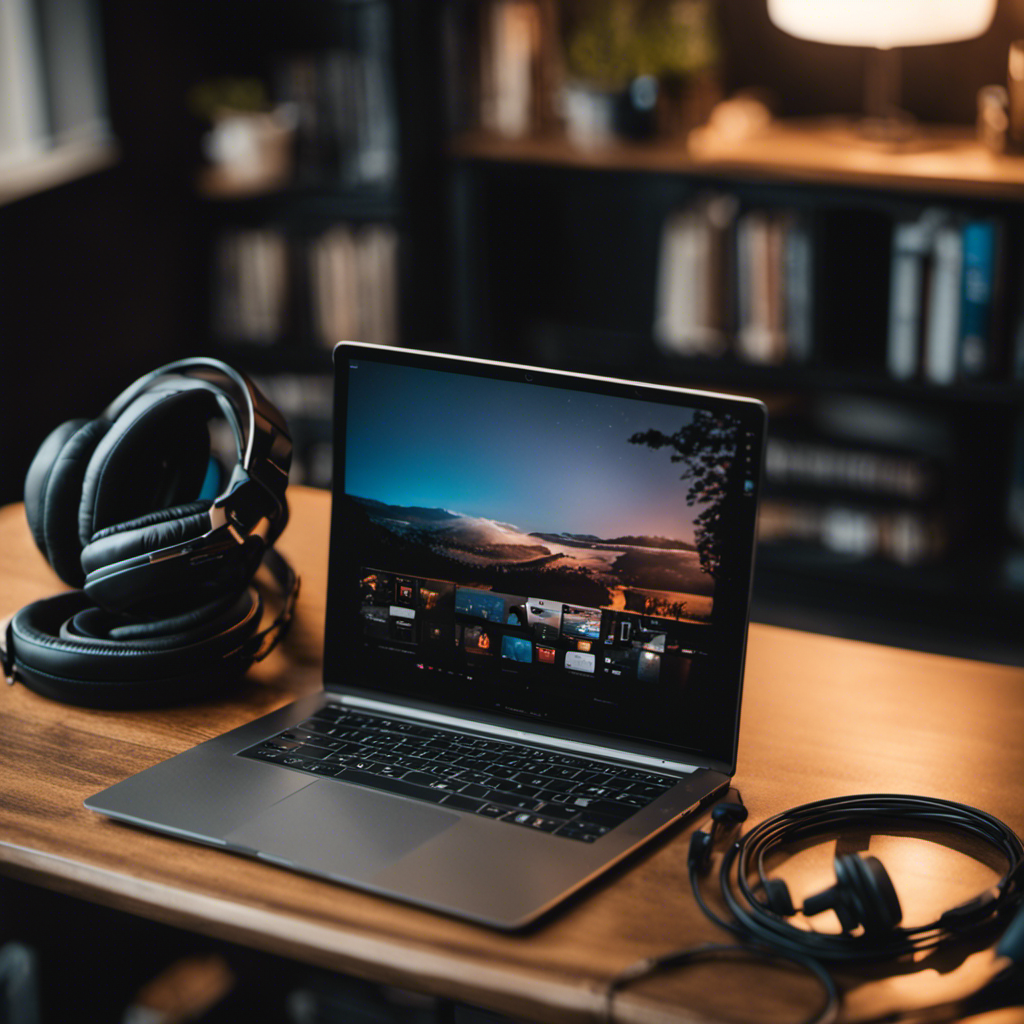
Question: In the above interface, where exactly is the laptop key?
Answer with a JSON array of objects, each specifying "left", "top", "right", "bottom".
[
  {"left": 294, "top": 744, "right": 336, "bottom": 760},
  {"left": 533, "top": 801, "right": 575, "bottom": 820},
  {"left": 243, "top": 747, "right": 287, "bottom": 763},
  {"left": 583, "top": 799, "right": 638, "bottom": 821},
  {"left": 505, "top": 812, "right": 561, "bottom": 833},
  {"left": 400, "top": 770, "right": 439, "bottom": 787},
  {"left": 576, "top": 808, "right": 634, "bottom": 830},
  {"left": 442, "top": 793, "right": 487, "bottom": 813},
  {"left": 335, "top": 768, "right": 448, "bottom": 803},
  {"left": 555, "top": 824, "right": 601, "bottom": 842},
  {"left": 476, "top": 804, "right": 508, "bottom": 818},
  {"left": 484, "top": 792, "right": 537, "bottom": 812},
  {"left": 427, "top": 780, "right": 465, "bottom": 795}
]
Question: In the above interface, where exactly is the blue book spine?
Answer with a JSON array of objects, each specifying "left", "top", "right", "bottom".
[{"left": 959, "top": 219, "right": 999, "bottom": 379}]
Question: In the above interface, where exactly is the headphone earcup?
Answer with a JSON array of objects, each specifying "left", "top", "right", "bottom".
[
  {"left": 835, "top": 853, "right": 903, "bottom": 934},
  {"left": 762, "top": 877, "right": 796, "bottom": 917},
  {"left": 81, "top": 501, "right": 264, "bottom": 617},
  {"left": 6, "top": 589, "right": 264, "bottom": 708},
  {"left": 23, "top": 418, "right": 111, "bottom": 587},
  {"left": 78, "top": 387, "right": 217, "bottom": 545},
  {"left": 802, "top": 853, "right": 903, "bottom": 934}
]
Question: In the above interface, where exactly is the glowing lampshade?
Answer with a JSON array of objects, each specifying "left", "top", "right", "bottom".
[{"left": 766, "top": 0, "right": 997, "bottom": 50}]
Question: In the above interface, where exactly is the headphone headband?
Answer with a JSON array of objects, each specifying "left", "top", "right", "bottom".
[
  {"left": 103, "top": 358, "right": 291, "bottom": 503},
  {"left": 79, "top": 360, "right": 292, "bottom": 615}
]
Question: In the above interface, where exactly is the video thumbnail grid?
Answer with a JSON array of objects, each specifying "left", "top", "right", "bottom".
[{"left": 358, "top": 569, "right": 698, "bottom": 690}]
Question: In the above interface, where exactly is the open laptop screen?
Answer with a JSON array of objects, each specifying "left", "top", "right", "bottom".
[{"left": 326, "top": 345, "right": 765, "bottom": 770}]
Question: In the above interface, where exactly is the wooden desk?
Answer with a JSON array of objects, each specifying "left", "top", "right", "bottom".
[{"left": 2, "top": 487, "right": 1023, "bottom": 1024}]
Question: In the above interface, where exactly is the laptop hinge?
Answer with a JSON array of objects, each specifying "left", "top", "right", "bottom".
[{"left": 333, "top": 694, "right": 701, "bottom": 776}]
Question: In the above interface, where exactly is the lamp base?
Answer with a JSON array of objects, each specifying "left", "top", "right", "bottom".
[
  {"left": 857, "top": 109, "right": 918, "bottom": 147},
  {"left": 856, "top": 48, "right": 918, "bottom": 148}
]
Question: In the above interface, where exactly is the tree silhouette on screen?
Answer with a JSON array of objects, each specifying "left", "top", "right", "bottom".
[{"left": 629, "top": 411, "right": 741, "bottom": 580}]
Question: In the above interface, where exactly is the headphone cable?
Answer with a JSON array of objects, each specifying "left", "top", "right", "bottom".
[{"left": 603, "top": 793, "right": 1024, "bottom": 1023}]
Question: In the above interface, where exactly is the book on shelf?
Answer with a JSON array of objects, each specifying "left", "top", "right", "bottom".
[
  {"left": 444, "top": 0, "right": 545, "bottom": 138},
  {"left": 441, "top": 2, "right": 481, "bottom": 134},
  {"left": 761, "top": 425, "right": 945, "bottom": 567},
  {"left": 275, "top": 7, "right": 397, "bottom": 189},
  {"left": 480, "top": 0, "right": 542, "bottom": 139},
  {"left": 886, "top": 209, "right": 1006, "bottom": 385},
  {"left": 35, "top": 0, "right": 108, "bottom": 147},
  {"left": 214, "top": 229, "right": 289, "bottom": 344},
  {"left": 923, "top": 220, "right": 963, "bottom": 386},
  {"left": 0, "top": 0, "right": 49, "bottom": 169},
  {"left": 654, "top": 193, "right": 734, "bottom": 357},
  {"left": 886, "top": 207, "right": 944, "bottom": 381},
  {"left": 309, "top": 223, "right": 399, "bottom": 348},
  {"left": 212, "top": 223, "right": 399, "bottom": 349},
  {"left": 765, "top": 435, "right": 935, "bottom": 503},
  {"left": 958, "top": 218, "right": 1004, "bottom": 379},
  {"left": 758, "top": 500, "right": 946, "bottom": 567},
  {"left": 654, "top": 195, "right": 814, "bottom": 365}
]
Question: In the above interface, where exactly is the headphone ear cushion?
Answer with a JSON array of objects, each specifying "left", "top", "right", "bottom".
[
  {"left": 78, "top": 388, "right": 216, "bottom": 545},
  {"left": 762, "top": 877, "right": 796, "bottom": 917},
  {"left": 23, "top": 418, "right": 110, "bottom": 587},
  {"left": 81, "top": 500, "right": 213, "bottom": 575},
  {"left": 836, "top": 854, "right": 903, "bottom": 934},
  {"left": 7, "top": 589, "right": 263, "bottom": 708}
]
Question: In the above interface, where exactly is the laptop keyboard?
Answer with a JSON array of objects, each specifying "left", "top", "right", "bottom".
[{"left": 238, "top": 705, "right": 679, "bottom": 842}]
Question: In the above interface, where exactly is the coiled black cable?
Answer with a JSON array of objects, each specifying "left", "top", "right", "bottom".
[
  {"left": 604, "top": 793, "right": 1024, "bottom": 1024},
  {"left": 719, "top": 794, "right": 1024, "bottom": 964}
]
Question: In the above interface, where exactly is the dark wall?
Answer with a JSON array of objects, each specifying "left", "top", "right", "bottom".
[{"left": 0, "top": 4, "right": 197, "bottom": 505}]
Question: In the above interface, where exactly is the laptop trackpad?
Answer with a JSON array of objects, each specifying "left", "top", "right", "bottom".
[{"left": 223, "top": 781, "right": 460, "bottom": 880}]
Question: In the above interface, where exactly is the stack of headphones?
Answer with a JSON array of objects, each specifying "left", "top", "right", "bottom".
[{"left": 2, "top": 358, "right": 298, "bottom": 708}]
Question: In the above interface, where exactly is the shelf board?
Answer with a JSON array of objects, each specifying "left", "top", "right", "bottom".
[
  {"left": 520, "top": 324, "right": 1024, "bottom": 405},
  {"left": 0, "top": 138, "right": 118, "bottom": 206},
  {"left": 196, "top": 183, "right": 401, "bottom": 223},
  {"left": 451, "top": 120, "right": 1024, "bottom": 200},
  {"left": 656, "top": 357, "right": 1024, "bottom": 406}
]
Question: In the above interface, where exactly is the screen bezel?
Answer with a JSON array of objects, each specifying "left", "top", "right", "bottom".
[{"left": 323, "top": 342, "right": 767, "bottom": 775}]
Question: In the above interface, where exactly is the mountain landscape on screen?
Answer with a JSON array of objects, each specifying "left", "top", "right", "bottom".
[{"left": 350, "top": 496, "right": 714, "bottom": 622}]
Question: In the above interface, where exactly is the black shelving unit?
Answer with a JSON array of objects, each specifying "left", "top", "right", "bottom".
[
  {"left": 438, "top": 55, "right": 1024, "bottom": 662},
  {"left": 38, "top": 0, "right": 1020, "bottom": 661},
  {"left": 165, "top": 0, "right": 447, "bottom": 487}
]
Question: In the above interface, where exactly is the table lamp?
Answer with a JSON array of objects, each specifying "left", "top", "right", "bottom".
[{"left": 766, "top": 0, "right": 998, "bottom": 140}]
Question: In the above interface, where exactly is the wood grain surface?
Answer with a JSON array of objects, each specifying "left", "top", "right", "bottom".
[
  {"left": 2, "top": 488, "right": 1023, "bottom": 1023},
  {"left": 451, "top": 120, "right": 1024, "bottom": 200}
]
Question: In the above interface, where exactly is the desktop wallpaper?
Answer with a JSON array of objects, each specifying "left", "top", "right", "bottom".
[{"left": 343, "top": 360, "right": 734, "bottom": 623}]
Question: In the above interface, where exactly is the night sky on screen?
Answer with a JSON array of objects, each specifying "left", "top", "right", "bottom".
[{"left": 343, "top": 359, "right": 710, "bottom": 544}]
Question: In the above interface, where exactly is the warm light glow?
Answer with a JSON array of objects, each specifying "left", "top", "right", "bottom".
[{"left": 767, "top": 0, "right": 997, "bottom": 49}]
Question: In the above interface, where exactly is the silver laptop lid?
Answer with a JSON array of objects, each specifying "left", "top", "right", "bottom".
[{"left": 324, "top": 344, "right": 766, "bottom": 775}]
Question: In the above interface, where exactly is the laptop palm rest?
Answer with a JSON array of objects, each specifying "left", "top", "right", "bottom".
[{"left": 224, "top": 782, "right": 460, "bottom": 880}]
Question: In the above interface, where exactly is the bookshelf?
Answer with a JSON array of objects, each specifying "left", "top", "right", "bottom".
[
  {"left": 172, "top": 0, "right": 445, "bottom": 488},
  {"left": 436, "top": 5, "right": 1024, "bottom": 661},
  {"left": 7, "top": 0, "right": 1018, "bottom": 659}
]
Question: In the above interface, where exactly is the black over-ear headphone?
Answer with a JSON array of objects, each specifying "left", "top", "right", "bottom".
[{"left": 2, "top": 358, "right": 298, "bottom": 708}]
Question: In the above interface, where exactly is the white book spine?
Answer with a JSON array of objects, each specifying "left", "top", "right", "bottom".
[{"left": 923, "top": 223, "right": 963, "bottom": 386}]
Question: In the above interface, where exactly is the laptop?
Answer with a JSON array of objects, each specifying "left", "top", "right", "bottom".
[{"left": 86, "top": 342, "right": 766, "bottom": 930}]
